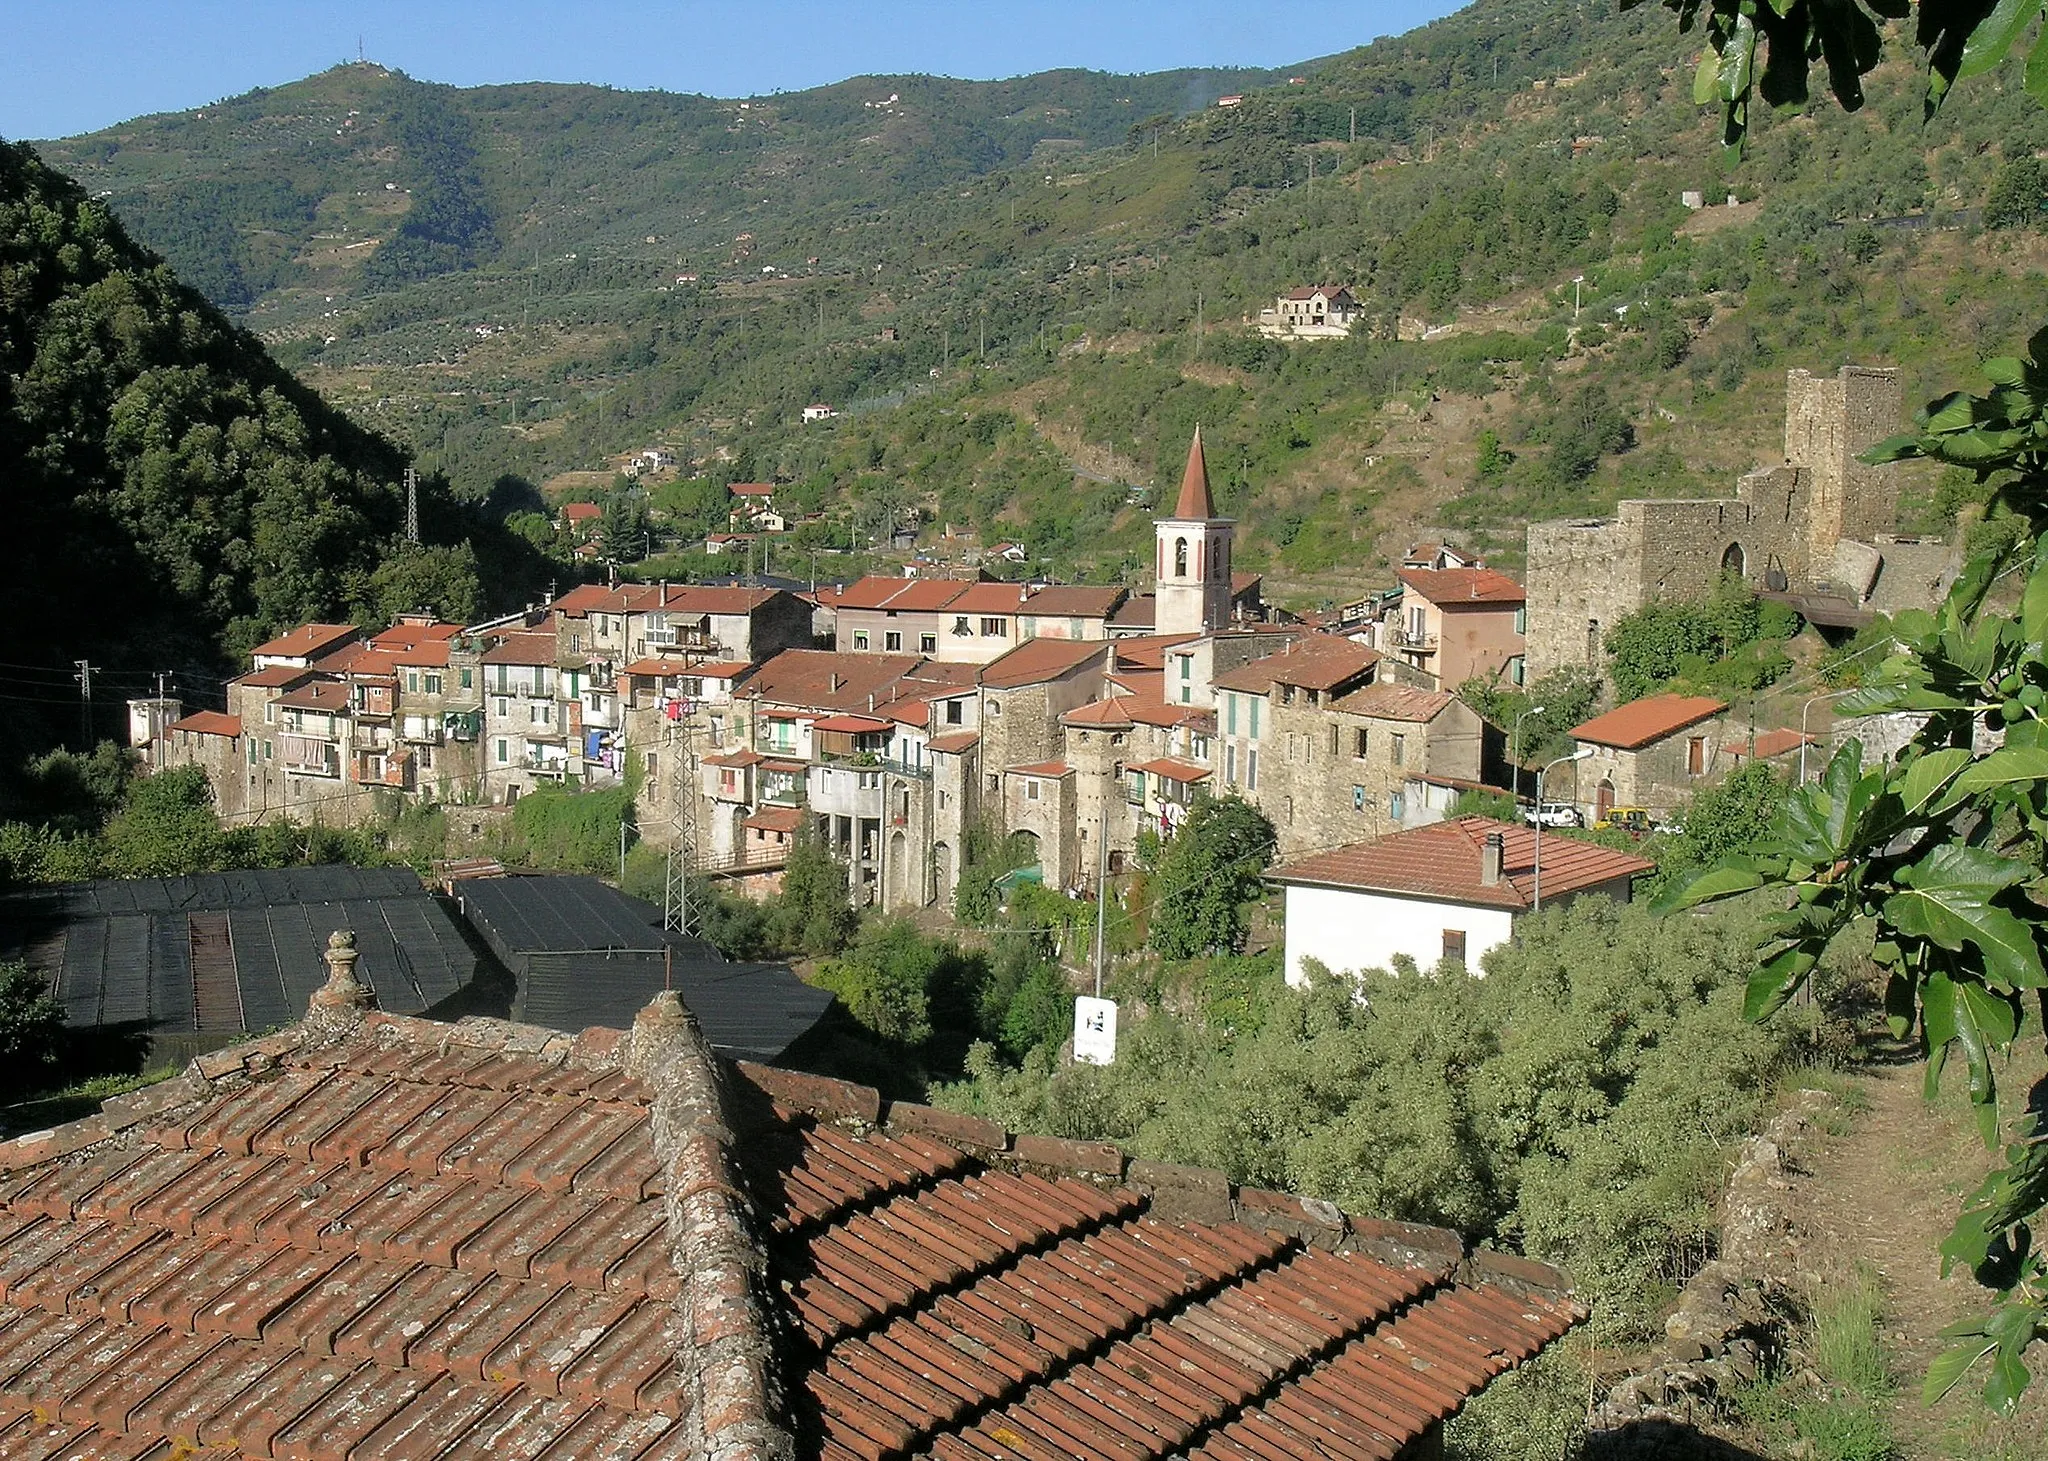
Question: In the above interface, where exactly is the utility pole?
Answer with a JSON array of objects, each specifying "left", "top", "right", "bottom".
[
  {"left": 73, "top": 660, "right": 97, "bottom": 749},
  {"left": 1349, "top": 106, "right": 1356, "bottom": 145},
  {"left": 404, "top": 465, "right": 419, "bottom": 543},
  {"left": 1092, "top": 804, "right": 1108, "bottom": 998},
  {"left": 153, "top": 671, "right": 171, "bottom": 769},
  {"left": 662, "top": 716, "right": 701, "bottom": 938},
  {"left": 1194, "top": 290, "right": 1203, "bottom": 359}
]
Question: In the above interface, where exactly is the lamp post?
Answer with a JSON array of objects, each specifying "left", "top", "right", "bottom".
[
  {"left": 1532, "top": 748, "right": 1595, "bottom": 912},
  {"left": 1800, "top": 689, "right": 1851, "bottom": 784},
  {"left": 1511, "top": 703, "right": 1547, "bottom": 808}
]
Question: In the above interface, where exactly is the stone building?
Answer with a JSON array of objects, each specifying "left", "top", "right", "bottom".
[
  {"left": 1567, "top": 692, "right": 1730, "bottom": 821},
  {"left": 1389, "top": 566, "right": 1527, "bottom": 688},
  {"left": 1525, "top": 366, "right": 1930, "bottom": 679},
  {"left": 1154, "top": 427, "right": 1236, "bottom": 637}
]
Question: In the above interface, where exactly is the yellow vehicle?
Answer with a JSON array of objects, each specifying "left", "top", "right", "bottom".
[{"left": 1594, "top": 806, "right": 1654, "bottom": 835}]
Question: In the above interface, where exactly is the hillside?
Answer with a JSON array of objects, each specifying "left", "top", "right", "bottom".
[
  {"left": 0, "top": 142, "right": 548, "bottom": 777},
  {"left": 25, "top": 0, "right": 2048, "bottom": 611}
]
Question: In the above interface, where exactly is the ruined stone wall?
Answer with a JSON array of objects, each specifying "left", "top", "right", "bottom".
[
  {"left": 1785, "top": 365, "right": 1903, "bottom": 556},
  {"left": 1524, "top": 518, "right": 1642, "bottom": 680}
]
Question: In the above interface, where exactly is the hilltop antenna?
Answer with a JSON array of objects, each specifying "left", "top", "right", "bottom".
[
  {"left": 404, "top": 465, "right": 419, "bottom": 543},
  {"left": 358, "top": 35, "right": 364, "bottom": 64}
]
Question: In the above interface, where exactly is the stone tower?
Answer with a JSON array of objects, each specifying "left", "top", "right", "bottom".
[
  {"left": 1784, "top": 365, "right": 1905, "bottom": 567},
  {"left": 1155, "top": 426, "right": 1235, "bottom": 636}
]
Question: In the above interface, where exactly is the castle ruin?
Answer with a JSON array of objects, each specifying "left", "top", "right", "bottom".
[{"left": 1524, "top": 366, "right": 1954, "bottom": 679}]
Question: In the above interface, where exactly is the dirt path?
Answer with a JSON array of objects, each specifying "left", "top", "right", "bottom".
[{"left": 1796, "top": 1053, "right": 2048, "bottom": 1459}]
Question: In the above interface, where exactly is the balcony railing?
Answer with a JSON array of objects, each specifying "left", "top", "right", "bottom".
[{"left": 1389, "top": 627, "right": 1439, "bottom": 650}]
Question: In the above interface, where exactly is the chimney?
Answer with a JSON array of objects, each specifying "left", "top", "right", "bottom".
[
  {"left": 867, "top": 693, "right": 875, "bottom": 712},
  {"left": 1105, "top": 643, "right": 1118, "bottom": 675},
  {"left": 1481, "top": 832, "right": 1504, "bottom": 887},
  {"left": 829, "top": 673, "right": 842, "bottom": 693}
]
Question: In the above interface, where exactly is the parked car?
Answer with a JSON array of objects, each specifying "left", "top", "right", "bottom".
[
  {"left": 1522, "top": 801, "right": 1582, "bottom": 828},
  {"left": 1594, "top": 806, "right": 1654, "bottom": 836}
]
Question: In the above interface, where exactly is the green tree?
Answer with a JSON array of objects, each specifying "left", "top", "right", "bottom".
[
  {"left": 599, "top": 480, "right": 651, "bottom": 562},
  {"left": 1985, "top": 154, "right": 2046, "bottom": 231},
  {"left": 775, "top": 825, "right": 857, "bottom": 956},
  {"left": 1149, "top": 796, "right": 1276, "bottom": 959},
  {"left": 102, "top": 767, "right": 224, "bottom": 877},
  {"left": 0, "top": 962, "right": 65, "bottom": 1103},
  {"left": 816, "top": 918, "right": 940, "bottom": 1045}
]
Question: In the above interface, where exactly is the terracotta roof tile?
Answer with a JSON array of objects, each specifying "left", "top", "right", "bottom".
[
  {"left": 1395, "top": 566, "right": 1526, "bottom": 605},
  {"left": 1571, "top": 693, "right": 1727, "bottom": 750},
  {"left": 168, "top": 711, "right": 242, "bottom": 738},
  {"left": 979, "top": 638, "right": 1108, "bottom": 689},
  {"left": 1331, "top": 682, "right": 1454, "bottom": 722},
  {"left": 1271, "top": 816, "right": 1654, "bottom": 911},
  {"left": 251, "top": 624, "right": 362, "bottom": 661},
  {"left": 1129, "top": 758, "right": 1210, "bottom": 783},
  {"left": 0, "top": 942, "right": 1582, "bottom": 1461},
  {"left": 1212, "top": 636, "right": 1381, "bottom": 695},
  {"left": 925, "top": 731, "right": 980, "bottom": 754}
]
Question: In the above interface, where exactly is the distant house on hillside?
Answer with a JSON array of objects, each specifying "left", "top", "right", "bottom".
[
  {"left": 1259, "top": 285, "right": 1361, "bottom": 339},
  {"left": 1216, "top": 94, "right": 1245, "bottom": 108},
  {"left": 802, "top": 403, "right": 837, "bottom": 423},
  {"left": 560, "top": 501, "right": 602, "bottom": 539}
]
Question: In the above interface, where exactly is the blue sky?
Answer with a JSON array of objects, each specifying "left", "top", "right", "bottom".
[{"left": 7, "top": 1, "right": 1462, "bottom": 140}]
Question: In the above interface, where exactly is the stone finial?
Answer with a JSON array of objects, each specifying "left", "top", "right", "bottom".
[
  {"left": 309, "top": 929, "right": 375, "bottom": 1014},
  {"left": 628, "top": 989, "right": 697, "bottom": 1079}
]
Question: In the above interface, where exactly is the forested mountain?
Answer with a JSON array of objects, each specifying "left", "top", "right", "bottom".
[
  {"left": 0, "top": 143, "right": 537, "bottom": 769},
  {"left": 18, "top": 0, "right": 2048, "bottom": 617}
]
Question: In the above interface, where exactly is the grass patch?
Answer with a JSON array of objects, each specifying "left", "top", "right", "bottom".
[
  {"left": 1735, "top": 1264, "right": 1898, "bottom": 1461},
  {"left": 0, "top": 1066, "right": 180, "bottom": 1139}
]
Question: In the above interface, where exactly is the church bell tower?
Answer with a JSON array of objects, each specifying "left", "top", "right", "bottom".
[{"left": 1155, "top": 426, "right": 1235, "bottom": 636}]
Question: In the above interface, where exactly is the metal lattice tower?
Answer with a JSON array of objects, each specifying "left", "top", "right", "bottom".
[
  {"left": 404, "top": 466, "right": 419, "bottom": 544},
  {"left": 661, "top": 718, "right": 701, "bottom": 937}
]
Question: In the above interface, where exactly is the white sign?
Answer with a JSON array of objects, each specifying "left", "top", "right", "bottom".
[{"left": 1073, "top": 996, "right": 1118, "bottom": 1066}]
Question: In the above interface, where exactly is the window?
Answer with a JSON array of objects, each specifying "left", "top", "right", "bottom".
[
  {"left": 853, "top": 631, "right": 870, "bottom": 650},
  {"left": 1391, "top": 734, "right": 1406, "bottom": 767},
  {"left": 1226, "top": 695, "right": 1237, "bottom": 735},
  {"left": 406, "top": 671, "right": 419, "bottom": 693},
  {"left": 460, "top": 668, "right": 473, "bottom": 690},
  {"left": 1389, "top": 789, "right": 1405, "bottom": 820},
  {"left": 1442, "top": 929, "right": 1468, "bottom": 964},
  {"left": 1279, "top": 684, "right": 1295, "bottom": 706},
  {"left": 952, "top": 616, "right": 972, "bottom": 636},
  {"left": 494, "top": 698, "right": 509, "bottom": 718},
  {"left": 1513, "top": 606, "right": 1528, "bottom": 635},
  {"left": 1329, "top": 725, "right": 1340, "bottom": 757},
  {"left": 980, "top": 618, "right": 1007, "bottom": 638},
  {"left": 1408, "top": 606, "right": 1427, "bottom": 641},
  {"left": 495, "top": 739, "right": 508, "bottom": 764},
  {"left": 884, "top": 631, "right": 903, "bottom": 652},
  {"left": 1283, "top": 795, "right": 1294, "bottom": 825},
  {"left": 247, "top": 740, "right": 256, "bottom": 766},
  {"left": 1174, "top": 537, "right": 1188, "bottom": 576},
  {"left": 1179, "top": 656, "right": 1190, "bottom": 680},
  {"left": 945, "top": 700, "right": 963, "bottom": 725},
  {"left": 1353, "top": 784, "right": 1366, "bottom": 811},
  {"left": 1246, "top": 748, "right": 1258, "bottom": 791},
  {"left": 645, "top": 751, "right": 658, "bottom": 775},
  {"left": 424, "top": 674, "right": 441, "bottom": 695},
  {"left": 263, "top": 741, "right": 273, "bottom": 760},
  {"left": 1180, "top": 685, "right": 1191, "bottom": 705},
  {"left": 1225, "top": 744, "right": 1237, "bottom": 784},
  {"left": 986, "top": 773, "right": 1000, "bottom": 794},
  {"left": 1688, "top": 735, "right": 1707, "bottom": 775},
  {"left": 493, "top": 665, "right": 509, "bottom": 694},
  {"left": 987, "top": 701, "right": 1001, "bottom": 717},
  {"left": 919, "top": 633, "right": 937, "bottom": 654},
  {"left": 1249, "top": 699, "right": 1261, "bottom": 740},
  {"left": 568, "top": 633, "right": 583, "bottom": 653},
  {"left": 419, "top": 746, "right": 434, "bottom": 770},
  {"left": 264, "top": 702, "right": 276, "bottom": 724},
  {"left": 1510, "top": 656, "right": 1526, "bottom": 687},
  {"left": 1026, "top": 779, "right": 1040, "bottom": 802}
]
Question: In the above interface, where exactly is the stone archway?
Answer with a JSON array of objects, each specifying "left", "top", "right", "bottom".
[
  {"left": 1721, "top": 541, "right": 1747, "bottom": 578},
  {"left": 888, "top": 830, "right": 909, "bottom": 904},
  {"left": 932, "top": 841, "right": 952, "bottom": 903},
  {"left": 1597, "top": 779, "right": 1617, "bottom": 820}
]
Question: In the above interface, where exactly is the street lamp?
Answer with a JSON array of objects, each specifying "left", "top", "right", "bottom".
[
  {"left": 1511, "top": 703, "right": 1547, "bottom": 807},
  {"left": 1800, "top": 689, "right": 1851, "bottom": 784},
  {"left": 1532, "top": 747, "right": 1595, "bottom": 912}
]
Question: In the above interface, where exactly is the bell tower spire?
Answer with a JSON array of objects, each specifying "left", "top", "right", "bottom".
[{"left": 1155, "top": 427, "right": 1234, "bottom": 636}]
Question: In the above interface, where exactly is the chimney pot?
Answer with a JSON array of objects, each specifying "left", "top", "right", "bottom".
[{"left": 1481, "top": 832, "right": 1505, "bottom": 887}]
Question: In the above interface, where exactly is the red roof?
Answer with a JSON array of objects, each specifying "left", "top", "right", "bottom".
[
  {"left": 1007, "top": 760, "right": 1071, "bottom": 777},
  {"left": 1273, "top": 816, "right": 1655, "bottom": 911},
  {"left": 168, "top": 710, "right": 241, "bottom": 737},
  {"left": 250, "top": 622, "right": 361, "bottom": 661},
  {"left": 1023, "top": 585, "right": 1126, "bottom": 617},
  {"left": 926, "top": 730, "right": 980, "bottom": 753},
  {"left": 703, "top": 749, "right": 766, "bottom": 768},
  {"left": 276, "top": 680, "right": 351, "bottom": 713},
  {"left": 1732, "top": 727, "right": 1815, "bottom": 760},
  {"left": 1213, "top": 636, "right": 1382, "bottom": 695},
  {"left": 1130, "top": 757, "right": 1211, "bottom": 783},
  {"left": 833, "top": 576, "right": 969, "bottom": 612},
  {"left": 1572, "top": 693, "right": 1728, "bottom": 750},
  {"left": 481, "top": 631, "right": 560, "bottom": 667},
  {"left": 728, "top": 480, "right": 776, "bottom": 496},
  {"left": 320, "top": 643, "right": 405, "bottom": 679},
  {"left": 371, "top": 620, "right": 462, "bottom": 650},
  {"left": 810, "top": 714, "right": 891, "bottom": 734},
  {"left": 560, "top": 501, "right": 603, "bottom": 521},
  {"left": 1062, "top": 697, "right": 1137, "bottom": 728},
  {"left": 0, "top": 982, "right": 1583, "bottom": 1461},
  {"left": 979, "top": 636, "right": 1108, "bottom": 688},
  {"left": 1169, "top": 424, "right": 1217, "bottom": 520},
  {"left": 1395, "top": 567, "right": 1527, "bottom": 606},
  {"left": 233, "top": 665, "right": 313, "bottom": 690},
  {"left": 742, "top": 805, "right": 804, "bottom": 834},
  {"left": 1332, "top": 682, "right": 1456, "bottom": 722}
]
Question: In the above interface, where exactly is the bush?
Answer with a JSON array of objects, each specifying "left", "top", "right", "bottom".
[
  {"left": 0, "top": 962, "right": 65, "bottom": 1102},
  {"left": 503, "top": 785, "right": 632, "bottom": 875},
  {"left": 1148, "top": 796, "right": 1276, "bottom": 959}
]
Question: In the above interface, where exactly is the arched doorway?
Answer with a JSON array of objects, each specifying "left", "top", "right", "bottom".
[
  {"left": 888, "top": 830, "right": 908, "bottom": 903},
  {"left": 1721, "top": 542, "right": 1746, "bottom": 578},
  {"left": 932, "top": 841, "right": 952, "bottom": 903},
  {"left": 1596, "top": 779, "right": 1617, "bottom": 821}
]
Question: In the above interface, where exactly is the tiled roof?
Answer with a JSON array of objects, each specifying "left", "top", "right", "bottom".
[
  {"left": 1332, "top": 682, "right": 1455, "bottom": 722},
  {"left": 1007, "top": 760, "right": 1072, "bottom": 777},
  {"left": 742, "top": 650, "right": 928, "bottom": 714},
  {"left": 561, "top": 501, "right": 603, "bottom": 520},
  {"left": 371, "top": 621, "right": 463, "bottom": 650},
  {"left": 234, "top": 666, "right": 315, "bottom": 690},
  {"left": 946, "top": 581, "right": 1031, "bottom": 614},
  {"left": 1231, "top": 570, "right": 1263, "bottom": 597},
  {"left": 691, "top": 661, "right": 754, "bottom": 680},
  {"left": 168, "top": 711, "right": 242, "bottom": 737},
  {"left": 1732, "top": 727, "right": 1814, "bottom": 760},
  {"left": 1394, "top": 567, "right": 1527, "bottom": 606},
  {"left": 703, "top": 750, "right": 766, "bottom": 768},
  {"left": 250, "top": 623, "right": 361, "bottom": 661},
  {"left": 481, "top": 631, "right": 561, "bottom": 668},
  {"left": 1271, "top": 816, "right": 1655, "bottom": 911},
  {"left": 1284, "top": 283, "right": 1355, "bottom": 301},
  {"left": 1062, "top": 697, "right": 1138, "bottom": 728},
  {"left": 741, "top": 806, "right": 804, "bottom": 834},
  {"left": 623, "top": 656, "right": 700, "bottom": 677},
  {"left": 979, "top": 637, "right": 1108, "bottom": 688},
  {"left": 321, "top": 644, "right": 405, "bottom": 679},
  {"left": 385, "top": 640, "right": 452, "bottom": 668},
  {"left": 833, "top": 577, "right": 968, "bottom": 612},
  {"left": 1212, "top": 636, "right": 1381, "bottom": 695},
  {"left": 1169, "top": 425, "right": 1217, "bottom": 520},
  {"left": 554, "top": 584, "right": 784, "bottom": 618},
  {"left": 1130, "top": 757, "right": 1211, "bottom": 783},
  {"left": 1571, "top": 693, "right": 1728, "bottom": 750},
  {"left": 926, "top": 730, "right": 980, "bottom": 754},
  {"left": 1022, "top": 584, "right": 1126, "bottom": 617},
  {"left": 729, "top": 481, "right": 776, "bottom": 496},
  {"left": 1108, "top": 593, "right": 1157, "bottom": 629},
  {"left": 1103, "top": 632, "right": 1198, "bottom": 669},
  {"left": 809, "top": 714, "right": 890, "bottom": 734},
  {"left": 0, "top": 946, "right": 1582, "bottom": 1461},
  {"left": 276, "top": 681, "right": 351, "bottom": 713}
]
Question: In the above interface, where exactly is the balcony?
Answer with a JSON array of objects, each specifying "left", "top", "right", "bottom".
[
  {"left": 279, "top": 733, "right": 340, "bottom": 779},
  {"left": 809, "top": 764, "right": 883, "bottom": 819},
  {"left": 1388, "top": 626, "right": 1438, "bottom": 651},
  {"left": 400, "top": 716, "right": 444, "bottom": 745}
]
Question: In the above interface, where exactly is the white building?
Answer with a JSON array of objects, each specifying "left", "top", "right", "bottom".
[{"left": 1269, "top": 816, "right": 1652, "bottom": 984}]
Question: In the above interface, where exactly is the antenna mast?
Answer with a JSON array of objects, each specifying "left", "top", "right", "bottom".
[
  {"left": 404, "top": 465, "right": 419, "bottom": 543},
  {"left": 661, "top": 716, "right": 701, "bottom": 938}
]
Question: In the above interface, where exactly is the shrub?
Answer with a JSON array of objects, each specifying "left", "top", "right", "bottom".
[{"left": 0, "top": 962, "right": 65, "bottom": 1102}]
